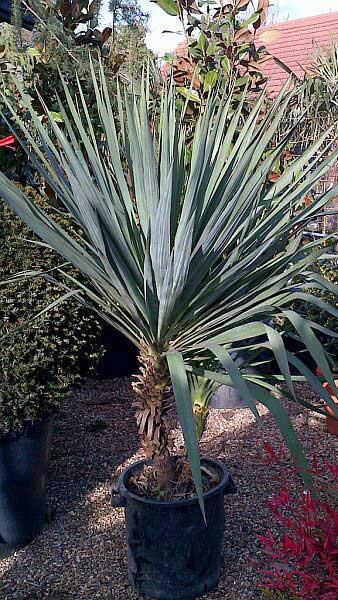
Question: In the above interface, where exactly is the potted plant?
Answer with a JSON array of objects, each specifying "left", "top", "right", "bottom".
[
  {"left": 314, "top": 368, "right": 338, "bottom": 436},
  {"left": 0, "top": 292, "right": 57, "bottom": 558},
  {"left": 0, "top": 411, "right": 53, "bottom": 559},
  {"left": 322, "top": 379, "right": 338, "bottom": 436},
  {"left": 0, "top": 195, "right": 104, "bottom": 557},
  {"left": 1, "top": 72, "right": 337, "bottom": 598},
  {"left": 315, "top": 367, "right": 338, "bottom": 436}
]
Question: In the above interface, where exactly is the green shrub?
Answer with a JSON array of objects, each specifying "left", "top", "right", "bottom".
[
  {"left": 305, "top": 259, "right": 338, "bottom": 360},
  {"left": 0, "top": 191, "right": 104, "bottom": 437},
  {"left": 275, "top": 257, "right": 337, "bottom": 364}
]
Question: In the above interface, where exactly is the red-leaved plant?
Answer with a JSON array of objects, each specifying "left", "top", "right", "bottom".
[
  {"left": 257, "top": 442, "right": 338, "bottom": 600},
  {"left": 0, "top": 135, "right": 15, "bottom": 149}
]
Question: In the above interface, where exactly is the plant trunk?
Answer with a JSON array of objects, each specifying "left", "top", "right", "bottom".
[{"left": 132, "top": 343, "right": 175, "bottom": 490}]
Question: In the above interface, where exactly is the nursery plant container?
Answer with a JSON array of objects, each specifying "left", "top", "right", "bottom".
[
  {"left": 98, "top": 324, "right": 138, "bottom": 378},
  {"left": 210, "top": 366, "right": 257, "bottom": 409},
  {"left": 112, "top": 457, "right": 236, "bottom": 600},
  {"left": 0, "top": 417, "right": 53, "bottom": 558},
  {"left": 323, "top": 379, "right": 338, "bottom": 437},
  {"left": 0, "top": 0, "right": 35, "bottom": 30}
]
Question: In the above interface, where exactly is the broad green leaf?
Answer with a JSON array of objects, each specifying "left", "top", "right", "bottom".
[
  {"left": 155, "top": 0, "right": 178, "bottom": 16},
  {"left": 197, "top": 32, "right": 207, "bottom": 52},
  {"left": 176, "top": 87, "right": 201, "bottom": 103},
  {"left": 221, "top": 56, "right": 231, "bottom": 74},
  {"left": 203, "top": 70, "right": 218, "bottom": 92},
  {"left": 235, "top": 76, "right": 250, "bottom": 87},
  {"left": 49, "top": 111, "right": 64, "bottom": 123},
  {"left": 240, "top": 13, "right": 261, "bottom": 29},
  {"left": 27, "top": 47, "right": 41, "bottom": 57}
]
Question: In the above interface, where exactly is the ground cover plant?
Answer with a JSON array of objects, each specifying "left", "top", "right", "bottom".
[
  {"left": 258, "top": 444, "right": 338, "bottom": 600},
  {"left": 0, "top": 68, "right": 338, "bottom": 508}
]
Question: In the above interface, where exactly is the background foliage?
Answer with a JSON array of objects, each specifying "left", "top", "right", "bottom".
[
  {"left": 275, "top": 259, "right": 338, "bottom": 366},
  {"left": 0, "top": 0, "right": 152, "bottom": 128},
  {"left": 0, "top": 0, "right": 152, "bottom": 437},
  {"left": 160, "top": 0, "right": 272, "bottom": 106},
  {"left": 0, "top": 190, "right": 104, "bottom": 437}
]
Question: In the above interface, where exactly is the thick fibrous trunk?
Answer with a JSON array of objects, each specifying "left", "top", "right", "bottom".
[{"left": 132, "top": 342, "right": 175, "bottom": 490}]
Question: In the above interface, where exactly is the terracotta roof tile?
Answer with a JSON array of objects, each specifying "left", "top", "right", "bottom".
[{"left": 259, "top": 11, "right": 338, "bottom": 95}]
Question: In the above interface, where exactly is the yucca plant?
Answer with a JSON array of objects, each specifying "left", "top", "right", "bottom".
[
  {"left": 308, "top": 41, "right": 338, "bottom": 91},
  {"left": 1, "top": 67, "right": 338, "bottom": 510}
]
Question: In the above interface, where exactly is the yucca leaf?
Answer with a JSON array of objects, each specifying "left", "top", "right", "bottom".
[
  {"left": 264, "top": 325, "right": 295, "bottom": 398},
  {"left": 286, "top": 352, "right": 338, "bottom": 418},
  {"left": 167, "top": 352, "right": 205, "bottom": 519},
  {"left": 208, "top": 344, "right": 261, "bottom": 421},
  {"left": 282, "top": 310, "right": 338, "bottom": 394},
  {"left": 247, "top": 383, "right": 312, "bottom": 488}
]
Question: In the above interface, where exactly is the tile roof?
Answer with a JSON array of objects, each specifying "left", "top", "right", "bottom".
[{"left": 259, "top": 11, "right": 338, "bottom": 95}]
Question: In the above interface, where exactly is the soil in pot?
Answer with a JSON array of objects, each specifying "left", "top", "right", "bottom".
[
  {"left": 0, "top": 417, "right": 53, "bottom": 558},
  {"left": 127, "top": 458, "right": 220, "bottom": 501},
  {"left": 112, "top": 457, "right": 236, "bottom": 600}
]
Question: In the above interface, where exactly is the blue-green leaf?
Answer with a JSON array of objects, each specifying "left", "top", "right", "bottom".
[
  {"left": 167, "top": 351, "right": 205, "bottom": 520},
  {"left": 247, "top": 382, "right": 312, "bottom": 489}
]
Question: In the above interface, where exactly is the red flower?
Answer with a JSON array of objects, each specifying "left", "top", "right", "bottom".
[{"left": 0, "top": 135, "right": 15, "bottom": 149}]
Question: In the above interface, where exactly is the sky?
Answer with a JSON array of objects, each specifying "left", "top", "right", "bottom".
[{"left": 139, "top": 0, "right": 338, "bottom": 57}]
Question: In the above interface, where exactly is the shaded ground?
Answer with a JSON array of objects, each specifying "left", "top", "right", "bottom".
[{"left": 0, "top": 378, "right": 336, "bottom": 599}]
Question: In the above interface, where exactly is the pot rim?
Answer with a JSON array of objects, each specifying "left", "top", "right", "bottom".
[
  {"left": 118, "top": 457, "right": 231, "bottom": 508},
  {"left": 0, "top": 414, "right": 54, "bottom": 444}
]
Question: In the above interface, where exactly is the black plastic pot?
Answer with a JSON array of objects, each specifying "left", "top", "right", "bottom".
[
  {"left": 209, "top": 354, "right": 258, "bottom": 409},
  {"left": 112, "top": 457, "right": 236, "bottom": 600},
  {"left": 97, "top": 324, "right": 138, "bottom": 378},
  {"left": 210, "top": 367, "right": 258, "bottom": 409},
  {"left": 0, "top": 0, "right": 35, "bottom": 30},
  {"left": 0, "top": 417, "right": 53, "bottom": 558}
]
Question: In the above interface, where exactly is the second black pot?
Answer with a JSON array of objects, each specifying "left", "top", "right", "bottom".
[
  {"left": 112, "top": 457, "right": 236, "bottom": 600},
  {"left": 0, "top": 417, "right": 53, "bottom": 558}
]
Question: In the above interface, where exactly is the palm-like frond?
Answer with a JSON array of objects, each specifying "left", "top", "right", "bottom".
[{"left": 1, "top": 68, "right": 338, "bottom": 509}]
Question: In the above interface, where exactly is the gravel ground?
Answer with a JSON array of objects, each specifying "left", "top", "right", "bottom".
[{"left": 0, "top": 378, "right": 336, "bottom": 599}]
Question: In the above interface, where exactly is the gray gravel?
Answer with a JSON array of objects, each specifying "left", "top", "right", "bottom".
[{"left": 0, "top": 379, "right": 336, "bottom": 599}]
